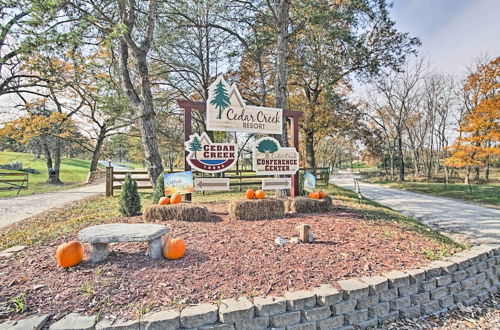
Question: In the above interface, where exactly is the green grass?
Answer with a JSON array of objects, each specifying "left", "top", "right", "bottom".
[
  {"left": 0, "top": 151, "right": 93, "bottom": 197},
  {"left": 365, "top": 180, "right": 500, "bottom": 207}
]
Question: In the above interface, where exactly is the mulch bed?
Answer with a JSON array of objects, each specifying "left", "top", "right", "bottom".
[{"left": 1, "top": 201, "right": 447, "bottom": 321}]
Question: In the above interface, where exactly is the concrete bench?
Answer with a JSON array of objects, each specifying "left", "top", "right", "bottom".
[{"left": 78, "top": 223, "right": 168, "bottom": 263}]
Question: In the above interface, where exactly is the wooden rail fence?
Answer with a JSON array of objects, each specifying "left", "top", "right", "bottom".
[
  {"left": 106, "top": 166, "right": 329, "bottom": 197},
  {"left": 0, "top": 172, "right": 29, "bottom": 196}
]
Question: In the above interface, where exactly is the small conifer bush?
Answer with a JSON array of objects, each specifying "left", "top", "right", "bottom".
[
  {"left": 152, "top": 173, "right": 165, "bottom": 204},
  {"left": 118, "top": 173, "right": 141, "bottom": 216}
]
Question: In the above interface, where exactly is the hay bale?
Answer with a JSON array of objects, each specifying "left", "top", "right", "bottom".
[
  {"left": 143, "top": 203, "right": 210, "bottom": 222},
  {"left": 228, "top": 198, "right": 285, "bottom": 220},
  {"left": 285, "top": 196, "right": 332, "bottom": 214}
]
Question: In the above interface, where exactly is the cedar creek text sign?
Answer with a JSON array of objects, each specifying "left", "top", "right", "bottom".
[
  {"left": 206, "top": 76, "right": 283, "bottom": 134},
  {"left": 252, "top": 137, "right": 299, "bottom": 175},
  {"left": 185, "top": 132, "right": 238, "bottom": 173}
]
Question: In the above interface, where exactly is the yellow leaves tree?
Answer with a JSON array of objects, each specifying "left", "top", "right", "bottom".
[{"left": 445, "top": 57, "right": 500, "bottom": 184}]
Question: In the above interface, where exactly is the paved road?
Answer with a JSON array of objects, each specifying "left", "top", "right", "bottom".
[
  {"left": 0, "top": 183, "right": 104, "bottom": 229},
  {"left": 330, "top": 172, "right": 500, "bottom": 244}
]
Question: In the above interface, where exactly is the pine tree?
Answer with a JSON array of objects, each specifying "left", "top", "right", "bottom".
[
  {"left": 152, "top": 173, "right": 165, "bottom": 204},
  {"left": 210, "top": 81, "right": 230, "bottom": 119},
  {"left": 119, "top": 173, "right": 142, "bottom": 216},
  {"left": 190, "top": 136, "right": 202, "bottom": 159}
]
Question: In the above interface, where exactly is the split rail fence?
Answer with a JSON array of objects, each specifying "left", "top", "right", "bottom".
[{"left": 106, "top": 166, "right": 329, "bottom": 197}]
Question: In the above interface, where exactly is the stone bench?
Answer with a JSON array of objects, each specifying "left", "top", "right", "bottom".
[{"left": 78, "top": 223, "right": 168, "bottom": 263}]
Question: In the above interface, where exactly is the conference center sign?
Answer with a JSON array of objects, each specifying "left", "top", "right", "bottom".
[
  {"left": 206, "top": 76, "right": 283, "bottom": 134},
  {"left": 252, "top": 137, "right": 299, "bottom": 175}
]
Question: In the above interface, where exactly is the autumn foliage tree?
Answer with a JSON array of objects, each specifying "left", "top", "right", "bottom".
[
  {"left": 0, "top": 102, "right": 79, "bottom": 184},
  {"left": 445, "top": 57, "right": 500, "bottom": 184}
]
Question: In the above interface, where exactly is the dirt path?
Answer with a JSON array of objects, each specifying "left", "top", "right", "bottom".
[
  {"left": 330, "top": 172, "right": 500, "bottom": 244},
  {"left": 0, "top": 183, "right": 104, "bottom": 229}
]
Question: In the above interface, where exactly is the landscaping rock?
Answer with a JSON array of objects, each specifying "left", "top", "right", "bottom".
[
  {"left": 314, "top": 284, "right": 343, "bottom": 306},
  {"left": 337, "top": 279, "right": 369, "bottom": 299},
  {"left": 143, "top": 203, "right": 210, "bottom": 222},
  {"left": 234, "top": 316, "right": 269, "bottom": 330},
  {"left": 95, "top": 318, "right": 140, "bottom": 329},
  {"left": 2, "top": 245, "right": 26, "bottom": 253},
  {"left": 284, "top": 290, "right": 316, "bottom": 311},
  {"left": 275, "top": 237, "right": 287, "bottom": 247},
  {"left": 49, "top": 313, "right": 96, "bottom": 330},
  {"left": 228, "top": 198, "right": 285, "bottom": 220},
  {"left": 0, "top": 314, "right": 48, "bottom": 330},
  {"left": 180, "top": 303, "right": 218, "bottom": 328},
  {"left": 79, "top": 224, "right": 168, "bottom": 243},
  {"left": 316, "top": 316, "right": 344, "bottom": 330},
  {"left": 141, "top": 309, "right": 180, "bottom": 330},
  {"left": 219, "top": 297, "right": 254, "bottom": 323},
  {"left": 253, "top": 296, "right": 286, "bottom": 317},
  {"left": 269, "top": 311, "right": 301, "bottom": 327},
  {"left": 79, "top": 223, "right": 168, "bottom": 262}
]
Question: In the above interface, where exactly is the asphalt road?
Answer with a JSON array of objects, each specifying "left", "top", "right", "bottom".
[
  {"left": 330, "top": 172, "right": 500, "bottom": 244},
  {"left": 0, "top": 183, "right": 105, "bottom": 230}
]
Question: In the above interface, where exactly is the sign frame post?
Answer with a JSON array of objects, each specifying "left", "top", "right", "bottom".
[{"left": 178, "top": 100, "right": 302, "bottom": 200}]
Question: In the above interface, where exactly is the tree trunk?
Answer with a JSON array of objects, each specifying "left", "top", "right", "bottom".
[
  {"left": 398, "top": 134, "right": 405, "bottom": 181},
  {"left": 47, "top": 137, "right": 63, "bottom": 185},
  {"left": 42, "top": 141, "right": 53, "bottom": 172},
  {"left": 273, "top": 0, "right": 291, "bottom": 197},
  {"left": 90, "top": 129, "right": 106, "bottom": 172},
  {"left": 305, "top": 131, "right": 316, "bottom": 173},
  {"left": 464, "top": 167, "right": 471, "bottom": 184}
]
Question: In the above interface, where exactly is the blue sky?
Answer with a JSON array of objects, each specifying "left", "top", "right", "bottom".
[{"left": 390, "top": 0, "right": 500, "bottom": 74}]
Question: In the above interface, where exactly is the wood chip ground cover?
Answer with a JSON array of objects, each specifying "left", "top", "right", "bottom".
[{"left": 1, "top": 201, "right": 454, "bottom": 321}]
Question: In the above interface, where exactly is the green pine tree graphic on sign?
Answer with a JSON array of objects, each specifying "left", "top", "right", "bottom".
[
  {"left": 257, "top": 139, "right": 279, "bottom": 159},
  {"left": 211, "top": 81, "right": 230, "bottom": 119},
  {"left": 190, "top": 136, "right": 202, "bottom": 159}
]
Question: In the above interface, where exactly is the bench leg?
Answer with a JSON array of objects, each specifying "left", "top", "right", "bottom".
[
  {"left": 148, "top": 237, "right": 164, "bottom": 259},
  {"left": 90, "top": 243, "right": 109, "bottom": 263}
]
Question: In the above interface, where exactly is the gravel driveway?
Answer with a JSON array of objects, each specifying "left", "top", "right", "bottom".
[
  {"left": 330, "top": 172, "right": 500, "bottom": 244},
  {"left": 0, "top": 183, "right": 105, "bottom": 229}
]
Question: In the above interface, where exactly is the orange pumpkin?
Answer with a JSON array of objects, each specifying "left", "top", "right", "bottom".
[
  {"left": 56, "top": 241, "right": 84, "bottom": 268},
  {"left": 170, "top": 193, "right": 182, "bottom": 204},
  {"left": 159, "top": 197, "right": 170, "bottom": 205},
  {"left": 245, "top": 188, "right": 255, "bottom": 199},
  {"left": 308, "top": 192, "right": 314, "bottom": 198},
  {"left": 318, "top": 191, "right": 327, "bottom": 198},
  {"left": 310, "top": 192, "right": 320, "bottom": 199},
  {"left": 163, "top": 237, "right": 186, "bottom": 260},
  {"left": 255, "top": 190, "right": 266, "bottom": 199}
]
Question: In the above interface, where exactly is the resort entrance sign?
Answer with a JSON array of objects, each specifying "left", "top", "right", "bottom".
[{"left": 206, "top": 76, "right": 283, "bottom": 134}]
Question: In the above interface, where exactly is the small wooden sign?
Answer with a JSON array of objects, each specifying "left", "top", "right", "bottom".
[
  {"left": 262, "top": 178, "right": 291, "bottom": 190},
  {"left": 194, "top": 178, "right": 230, "bottom": 191}
]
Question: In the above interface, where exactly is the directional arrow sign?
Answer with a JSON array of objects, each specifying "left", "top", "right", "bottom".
[
  {"left": 194, "top": 178, "right": 230, "bottom": 191},
  {"left": 262, "top": 178, "right": 291, "bottom": 190}
]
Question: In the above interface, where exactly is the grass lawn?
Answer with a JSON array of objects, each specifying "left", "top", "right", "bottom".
[
  {"left": 0, "top": 152, "right": 93, "bottom": 198},
  {"left": 0, "top": 182, "right": 464, "bottom": 254},
  {"left": 366, "top": 180, "right": 500, "bottom": 207}
]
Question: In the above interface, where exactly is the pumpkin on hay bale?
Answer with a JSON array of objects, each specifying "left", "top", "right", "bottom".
[
  {"left": 143, "top": 203, "right": 210, "bottom": 222},
  {"left": 228, "top": 198, "right": 285, "bottom": 220},
  {"left": 285, "top": 196, "right": 332, "bottom": 214}
]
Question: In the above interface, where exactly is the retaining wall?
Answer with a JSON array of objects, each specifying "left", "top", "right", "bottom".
[{"left": 1, "top": 244, "right": 499, "bottom": 330}]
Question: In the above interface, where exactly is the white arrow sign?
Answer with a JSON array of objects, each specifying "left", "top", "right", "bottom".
[
  {"left": 194, "top": 178, "right": 230, "bottom": 191},
  {"left": 262, "top": 178, "right": 291, "bottom": 190}
]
